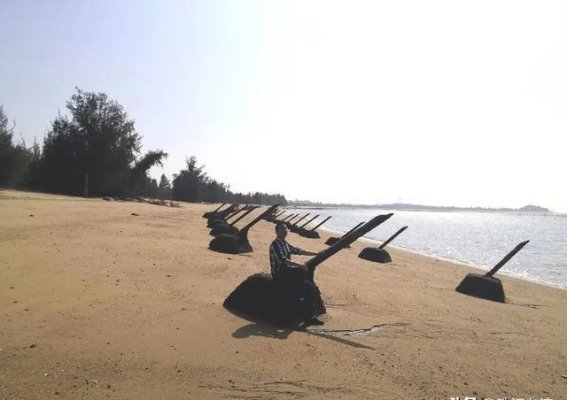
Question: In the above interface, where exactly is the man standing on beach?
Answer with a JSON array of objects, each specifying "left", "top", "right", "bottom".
[{"left": 269, "top": 222, "right": 321, "bottom": 324}]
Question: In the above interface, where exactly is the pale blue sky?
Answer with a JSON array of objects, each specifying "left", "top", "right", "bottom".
[{"left": 1, "top": 1, "right": 566, "bottom": 212}]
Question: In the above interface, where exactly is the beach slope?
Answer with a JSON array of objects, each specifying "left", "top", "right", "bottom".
[{"left": 1, "top": 190, "right": 566, "bottom": 399}]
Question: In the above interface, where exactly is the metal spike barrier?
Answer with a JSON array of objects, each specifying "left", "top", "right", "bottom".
[
  {"left": 299, "top": 216, "right": 332, "bottom": 239},
  {"left": 208, "top": 204, "right": 279, "bottom": 254},
  {"left": 209, "top": 206, "right": 259, "bottom": 237},
  {"left": 455, "top": 241, "right": 529, "bottom": 303},
  {"left": 358, "top": 226, "right": 408, "bottom": 264},
  {"left": 223, "top": 213, "right": 393, "bottom": 328},
  {"left": 324, "top": 222, "right": 365, "bottom": 247},
  {"left": 202, "top": 202, "right": 227, "bottom": 219}
]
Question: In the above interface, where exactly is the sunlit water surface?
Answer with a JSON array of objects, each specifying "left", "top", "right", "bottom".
[{"left": 293, "top": 208, "right": 566, "bottom": 289}]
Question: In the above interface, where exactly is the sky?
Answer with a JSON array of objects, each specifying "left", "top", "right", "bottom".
[{"left": 1, "top": 0, "right": 566, "bottom": 212}]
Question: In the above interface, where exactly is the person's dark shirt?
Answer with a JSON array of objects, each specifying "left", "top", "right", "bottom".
[{"left": 269, "top": 238, "right": 306, "bottom": 277}]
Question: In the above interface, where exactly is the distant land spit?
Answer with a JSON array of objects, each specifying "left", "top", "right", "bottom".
[{"left": 287, "top": 201, "right": 551, "bottom": 213}]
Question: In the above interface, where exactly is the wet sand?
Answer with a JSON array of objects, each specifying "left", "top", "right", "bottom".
[{"left": 1, "top": 190, "right": 566, "bottom": 399}]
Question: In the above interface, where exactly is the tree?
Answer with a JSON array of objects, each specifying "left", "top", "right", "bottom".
[
  {"left": 171, "top": 154, "right": 287, "bottom": 205},
  {"left": 0, "top": 106, "right": 31, "bottom": 187},
  {"left": 0, "top": 106, "right": 14, "bottom": 185},
  {"left": 172, "top": 156, "right": 207, "bottom": 202},
  {"left": 158, "top": 174, "right": 172, "bottom": 199},
  {"left": 21, "top": 139, "right": 43, "bottom": 189},
  {"left": 36, "top": 88, "right": 162, "bottom": 196},
  {"left": 130, "top": 150, "right": 168, "bottom": 196}
]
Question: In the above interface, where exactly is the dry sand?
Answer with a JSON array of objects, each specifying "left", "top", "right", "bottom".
[{"left": 1, "top": 190, "right": 566, "bottom": 399}]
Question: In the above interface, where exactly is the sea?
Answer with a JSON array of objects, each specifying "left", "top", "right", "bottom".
[{"left": 290, "top": 208, "right": 567, "bottom": 290}]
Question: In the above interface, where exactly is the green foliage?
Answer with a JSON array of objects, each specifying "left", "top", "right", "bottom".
[
  {"left": 130, "top": 150, "right": 168, "bottom": 196},
  {"left": 132, "top": 150, "right": 168, "bottom": 177},
  {"left": 0, "top": 106, "right": 32, "bottom": 187},
  {"left": 158, "top": 174, "right": 172, "bottom": 199},
  {"left": 34, "top": 88, "right": 142, "bottom": 195},
  {"left": 27, "top": 88, "right": 166, "bottom": 197},
  {"left": 172, "top": 155, "right": 287, "bottom": 205},
  {"left": 2, "top": 91, "right": 288, "bottom": 204},
  {"left": 172, "top": 156, "right": 208, "bottom": 202}
]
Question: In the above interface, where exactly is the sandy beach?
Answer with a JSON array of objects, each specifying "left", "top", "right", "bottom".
[{"left": 1, "top": 190, "right": 566, "bottom": 399}]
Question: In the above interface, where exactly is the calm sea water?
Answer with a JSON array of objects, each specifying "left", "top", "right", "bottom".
[{"left": 292, "top": 208, "right": 567, "bottom": 289}]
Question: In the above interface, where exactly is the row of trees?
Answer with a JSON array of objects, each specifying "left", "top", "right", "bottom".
[
  {"left": 1, "top": 90, "right": 167, "bottom": 198},
  {"left": 0, "top": 89, "right": 287, "bottom": 205},
  {"left": 172, "top": 156, "right": 286, "bottom": 205}
]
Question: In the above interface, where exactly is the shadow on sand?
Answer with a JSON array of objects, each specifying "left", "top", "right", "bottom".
[
  {"left": 232, "top": 322, "right": 374, "bottom": 350},
  {"left": 301, "top": 329, "right": 374, "bottom": 350},
  {"left": 232, "top": 322, "right": 293, "bottom": 340}
]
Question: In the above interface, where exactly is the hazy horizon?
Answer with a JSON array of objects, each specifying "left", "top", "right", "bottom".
[
  {"left": 287, "top": 199, "right": 557, "bottom": 212},
  {"left": 2, "top": 1, "right": 566, "bottom": 213}
]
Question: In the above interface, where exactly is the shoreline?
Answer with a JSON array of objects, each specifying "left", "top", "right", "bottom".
[
  {"left": 320, "top": 226, "right": 566, "bottom": 291},
  {"left": 1, "top": 191, "right": 566, "bottom": 399}
]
